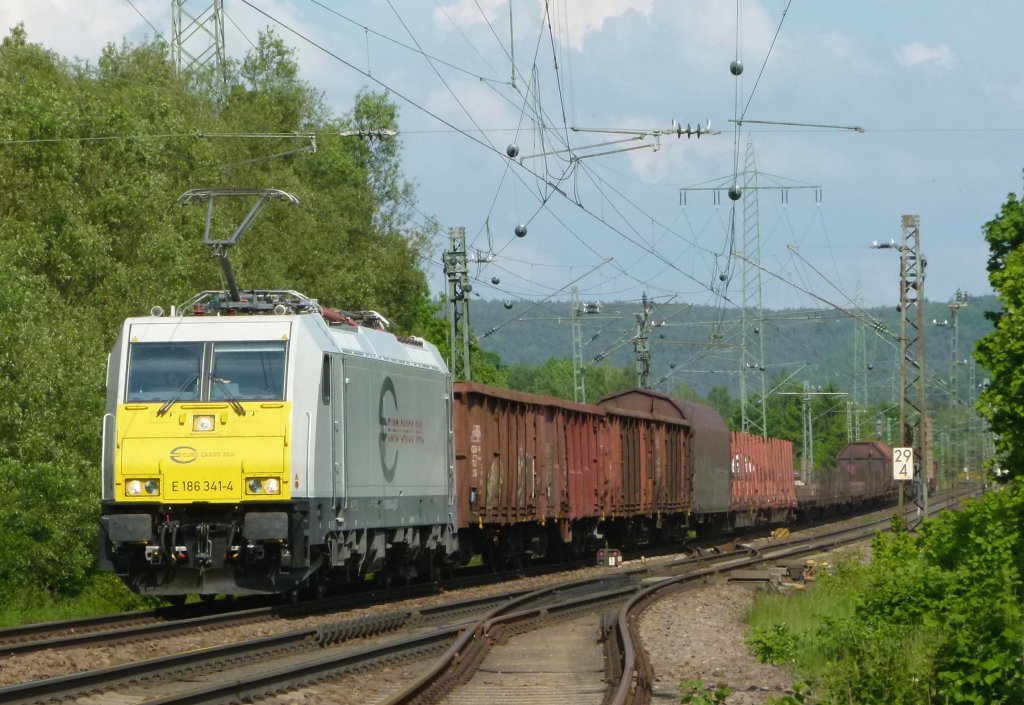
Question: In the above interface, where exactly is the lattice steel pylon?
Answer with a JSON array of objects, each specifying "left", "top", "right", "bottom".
[
  {"left": 680, "top": 138, "right": 820, "bottom": 435},
  {"left": 443, "top": 227, "right": 472, "bottom": 382},
  {"left": 171, "top": 0, "right": 227, "bottom": 86},
  {"left": 898, "top": 214, "right": 930, "bottom": 513},
  {"left": 738, "top": 139, "right": 768, "bottom": 437},
  {"left": 571, "top": 287, "right": 586, "bottom": 403},
  {"left": 852, "top": 320, "right": 867, "bottom": 440},
  {"left": 801, "top": 381, "right": 814, "bottom": 474},
  {"left": 633, "top": 293, "right": 654, "bottom": 389}
]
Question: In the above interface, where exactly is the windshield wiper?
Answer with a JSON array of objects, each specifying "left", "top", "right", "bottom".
[
  {"left": 156, "top": 373, "right": 199, "bottom": 417},
  {"left": 210, "top": 375, "right": 247, "bottom": 416}
]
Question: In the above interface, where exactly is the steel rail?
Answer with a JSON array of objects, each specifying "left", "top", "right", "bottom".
[
  {"left": 0, "top": 556, "right": 592, "bottom": 656},
  {"left": 0, "top": 590, "right": 531, "bottom": 705},
  {"left": 607, "top": 484, "right": 981, "bottom": 705},
  {"left": 379, "top": 574, "right": 638, "bottom": 705}
]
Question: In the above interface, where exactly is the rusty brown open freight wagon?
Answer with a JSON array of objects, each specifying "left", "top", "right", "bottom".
[
  {"left": 730, "top": 431, "right": 798, "bottom": 524},
  {"left": 451, "top": 383, "right": 894, "bottom": 558},
  {"left": 451, "top": 384, "right": 698, "bottom": 529},
  {"left": 451, "top": 382, "right": 604, "bottom": 528},
  {"left": 796, "top": 441, "right": 897, "bottom": 510}
]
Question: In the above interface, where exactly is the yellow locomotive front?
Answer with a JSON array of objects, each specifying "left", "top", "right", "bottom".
[
  {"left": 117, "top": 338, "right": 290, "bottom": 503},
  {"left": 100, "top": 312, "right": 303, "bottom": 599}
]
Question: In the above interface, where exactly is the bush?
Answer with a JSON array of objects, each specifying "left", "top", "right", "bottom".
[
  {"left": 745, "top": 481, "right": 1024, "bottom": 704},
  {"left": 748, "top": 623, "right": 799, "bottom": 666}
]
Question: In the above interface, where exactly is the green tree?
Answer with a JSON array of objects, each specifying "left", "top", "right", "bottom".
[
  {"left": 705, "top": 386, "right": 738, "bottom": 425},
  {"left": 584, "top": 364, "right": 634, "bottom": 402},
  {"left": 975, "top": 186, "right": 1024, "bottom": 480},
  {"left": 0, "top": 26, "right": 437, "bottom": 601},
  {"left": 668, "top": 382, "right": 705, "bottom": 402},
  {"left": 502, "top": 358, "right": 633, "bottom": 403}
]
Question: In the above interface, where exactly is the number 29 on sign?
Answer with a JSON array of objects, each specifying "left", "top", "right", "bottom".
[{"left": 893, "top": 447, "right": 914, "bottom": 480}]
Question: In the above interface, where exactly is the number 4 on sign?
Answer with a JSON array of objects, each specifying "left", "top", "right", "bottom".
[{"left": 893, "top": 447, "right": 914, "bottom": 480}]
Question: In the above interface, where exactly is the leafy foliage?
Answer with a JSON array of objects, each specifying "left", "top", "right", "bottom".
[
  {"left": 0, "top": 26, "right": 436, "bottom": 603},
  {"left": 679, "top": 679, "right": 731, "bottom": 705},
  {"left": 746, "top": 481, "right": 1024, "bottom": 705},
  {"left": 748, "top": 623, "right": 799, "bottom": 666},
  {"left": 976, "top": 187, "right": 1024, "bottom": 480},
  {"left": 503, "top": 358, "right": 634, "bottom": 403}
]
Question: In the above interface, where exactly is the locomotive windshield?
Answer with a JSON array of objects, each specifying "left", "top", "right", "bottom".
[
  {"left": 126, "top": 341, "right": 287, "bottom": 402},
  {"left": 126, "top": 342, "right": 203, "bottom": 402},
  {"left": 210, "top": 341, "right": 287, "bottom": 401}
]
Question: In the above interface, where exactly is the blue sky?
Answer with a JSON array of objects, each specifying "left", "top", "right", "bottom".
[{"left": 5, "top": 1, "right": 1023, "bottom": 313}]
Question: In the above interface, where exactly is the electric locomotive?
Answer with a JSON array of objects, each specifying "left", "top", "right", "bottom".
[{"left": 99, "top": 190, "right": 458, "bottom": 599}]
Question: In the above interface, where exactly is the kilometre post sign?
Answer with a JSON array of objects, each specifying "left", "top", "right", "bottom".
[{"left": 893, "top": 447, "right": 914, "bottom": 480}]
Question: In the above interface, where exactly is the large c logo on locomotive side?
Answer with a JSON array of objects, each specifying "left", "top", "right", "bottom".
[{"left": 378, "top": 376, "right": 399, "bottom": 483}]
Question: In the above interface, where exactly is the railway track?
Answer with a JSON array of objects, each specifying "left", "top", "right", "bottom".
[
  {"left": 0, "top": 486, "right": 978, "bottom": 705},
  {"left": 382, "top": 485, "right": 976, "bottom": 705},
  {"left": 0, "top": 557, "right": 603, "bottom": 657}
]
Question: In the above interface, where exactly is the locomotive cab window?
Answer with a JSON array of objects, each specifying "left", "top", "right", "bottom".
[
  {"left": 126, "top": 342, "right": 203, "bottom": 402},
  {"left": 211, "top": 341, "right": 286, "bottom": 401},
  {"left": 126, "top": 340, "right": 287, "bottom": 402}
]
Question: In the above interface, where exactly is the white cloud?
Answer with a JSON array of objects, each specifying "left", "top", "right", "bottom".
[
  {"left": 432, "top": 0, "right": 509, "bottom": 31},
  {"left": 424, "top": 77, "right": 519, "bottom": 145},
  {"left": 557, "top": 0, "right": 654, "bottom": 51},
  {"left": 0, "top": 0, "right": 164, "bottom": 60},
  {"left": 894, "top": 41, "right": 958, "bottom": 72},
  {"left": 819, "top": 31, "right": 884, "bottom": 76},
  {"left": 434, "top": 0, "right": 655, "bottom": 52},
  {"left": 625, "top": 126, "right": 734, "bottom": 185}
]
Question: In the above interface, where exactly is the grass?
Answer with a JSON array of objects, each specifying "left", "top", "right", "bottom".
[
  {"left": 744, "top": 548, "right": 872, "bottom": 677},
  {"left": 0, "top": 573, "right": 158, "bottom": 628}
]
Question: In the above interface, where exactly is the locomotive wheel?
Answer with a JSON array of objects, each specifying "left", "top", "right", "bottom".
[
  {"left": 429, "top": 555, "right": 443, "bottom": 582},
  {"left": 303, "top": 580, "right": 328, "bottom": 601},
  {"left": 374, "top": 570, "right": 395, "bottom": 590}
]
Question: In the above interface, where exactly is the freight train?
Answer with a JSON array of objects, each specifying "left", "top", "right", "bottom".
[{"left": 98, "top": 287, "right": 897, "bottom": 600}]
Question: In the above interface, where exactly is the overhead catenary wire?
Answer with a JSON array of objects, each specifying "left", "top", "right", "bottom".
[
  {"left": 11, "top": 2, "right": 863, "bottom": 328},
  {"left": 122, "top": 0, "right": 164, "bottom": 40},
  {"left": 481, "top": 258, "right": 613, "bottom": 338}
]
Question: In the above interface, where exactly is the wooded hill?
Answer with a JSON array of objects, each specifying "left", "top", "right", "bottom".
[{"left": 468, "top": 294, "right": 998, "bottom": 406}]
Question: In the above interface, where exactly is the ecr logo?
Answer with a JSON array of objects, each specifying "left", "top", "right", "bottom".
[
  {"left": 378, "top": 377, "right": 399, "bottom": 483},
  {"left": 378, "top": 377, "right": 427, "bottom": 484},
  {"left": 169, "top": 446, "right": 199, "bottom": 464}
]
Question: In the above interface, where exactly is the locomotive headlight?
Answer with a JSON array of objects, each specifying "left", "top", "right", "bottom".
[
  {"left": 192, "top": 415, "right": 215, "bottom": 432},
  {"left": 144, "top": 479, "right": 160, "bottom": 495},
  {"left": 245, "top": 478, "right": 281, "bottom": 495},
  {"left": 126, "top": 480, "right": 143, "bottom": 497}
]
